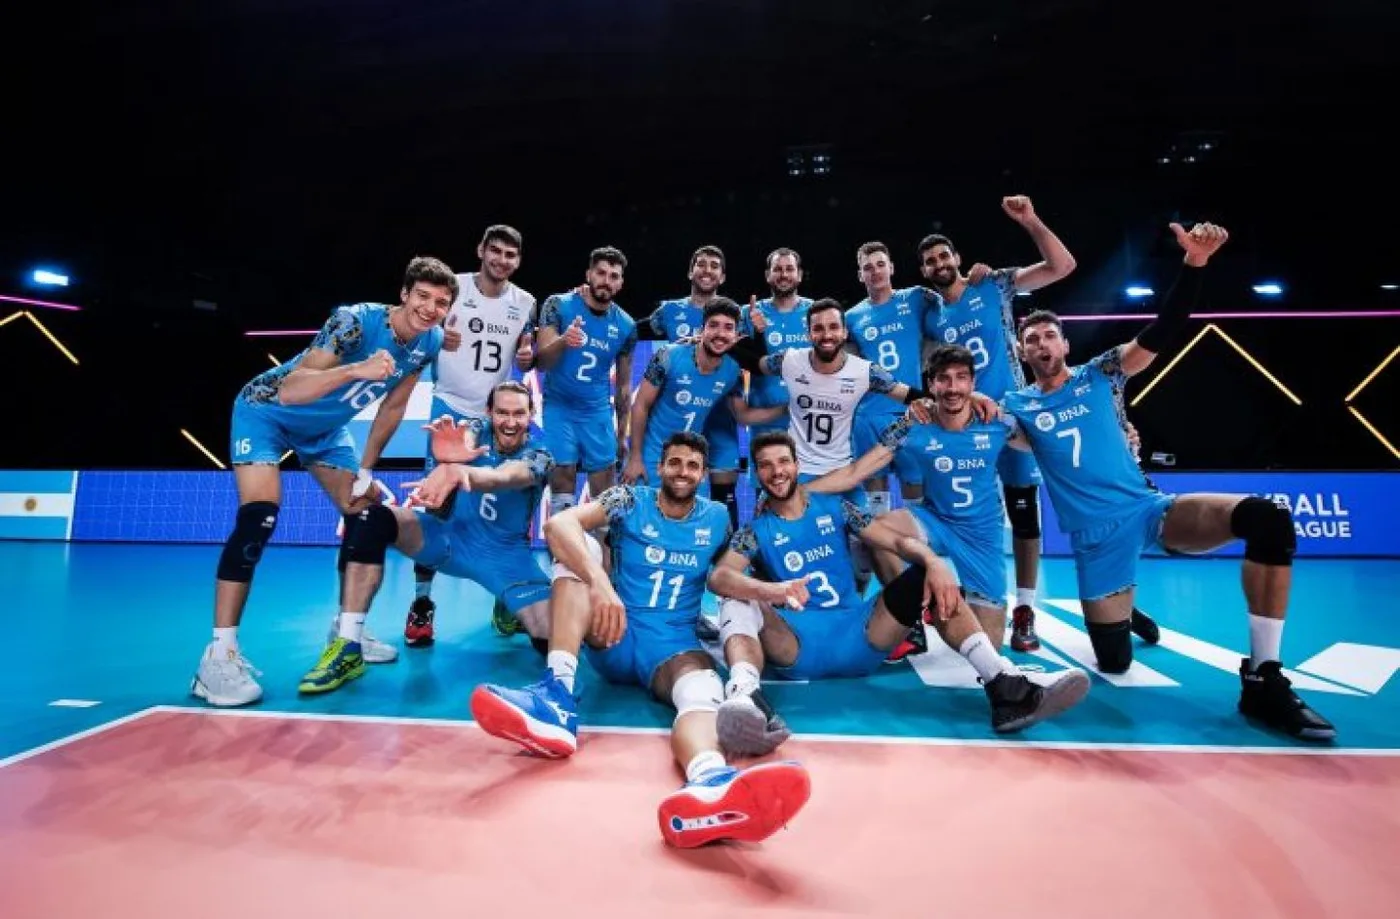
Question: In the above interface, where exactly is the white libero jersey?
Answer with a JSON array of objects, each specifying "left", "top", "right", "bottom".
[
  {"left": 433, "top": 273, "right": 536, "bottom": 416},
  {"left": 779, "top": 348, "right": 880, "bottom": 475}
]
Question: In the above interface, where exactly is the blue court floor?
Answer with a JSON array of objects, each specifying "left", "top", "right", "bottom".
[{"left": 2, "top": 540, "right": 1398, "bottom": 760}]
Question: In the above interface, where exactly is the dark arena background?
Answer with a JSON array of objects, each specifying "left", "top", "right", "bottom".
[{"left": 1, "top": 3, "right": 1397, "bottom": 917}]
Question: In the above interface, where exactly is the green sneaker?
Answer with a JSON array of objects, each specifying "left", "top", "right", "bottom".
[
  {"left": 491, "top": 596, "right": 521, "bottom": 637},
  {"left": 298, "top": 637, "right": 366, "bottom": 694}
]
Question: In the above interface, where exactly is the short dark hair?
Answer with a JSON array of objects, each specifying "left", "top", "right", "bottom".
[
  {"left": 487, "top": 379, "right": 533, "bottom": 413},
  {"left": 590, "top": 246, "right": 628, "bottom": 271},
  {"left": 856, "top": 241, "right": 889, "bottom": 261},
  {"left": 702, "top": 296, "right": 741, "bottom": 326},
  {"left": 403, "top": 256, "right": 459, "bottom": 300},
  {"left": 766, "top": 247, "right": 802, "bottom": 271},
  {"left": 806, "top": 297, "right": 844, "bottom": 328},
  {"left": 1018, "top": 309, "right": 1064, "bottom": 341},
  {"left": 750, "top": 430, "right": 797, "bottom": 465},
  {"left": 690, "top": 245, "right": 726, "bottom": 272},
  {"left": 926, "top": 344, "right": 976, "bottom": 381},
  {"left": 917, "top": 233, "right": 956, "bottom": 260},
  {"left": 662, "top": 431, "right": 709, "bottom": 466},
  {"left": 480, "top": 225, "right": 523, "bottom": 251}
]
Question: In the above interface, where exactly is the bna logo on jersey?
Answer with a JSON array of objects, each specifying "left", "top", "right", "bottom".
[
  {"left": 768, "top": 331, "right": 783, "bottom": 347},
  {"left": 1035, "top": 412, "right": 1056, "bottom": 432},
  {"left": 645, "top": 545, "right": 666, "bottom": 564},
  {"left": 783, "top": 550, "right": 804, "bottom": 572},
  {"left": 944, "top": 328, "right": 958, "bottom": 343},
  {"left": 934, "top": 456, "right": 954, "bottom": 474},
  {"left": 676, "top": 324, "right": 692, "bottom": 338},
  {"left": 676, "top": 390, "right": 693, "bottom": 405},
  {"left": 468, "top": 317, "right": 485, "bottom": 333},
  {"left": 797, "top": 394, "right": 814, "bottom": 409},
  {"left": 864, "top": 326, "right": 879, "bottom": 341}
]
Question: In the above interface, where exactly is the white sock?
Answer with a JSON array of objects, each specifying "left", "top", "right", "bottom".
[
  {"left": 1016, "top": 587, "right": 1036, "bottom": 609},
  {"left": 212, "top": 627, "right": 239, "bottom": 655},
  {"left": 414, "top": 578, "right": 433, "bottom": 600},
  {"left": 338, "top": 612, "right": 367, "bottom": 643},
  {"left": 726, "top": 661, "right": 761, "bottom": 698},
  {"left": 1248, "top": 614, "right": 1284, "bottom": 670},
  {"left": 868, "top": 490, "right": 892, "bottom": 517},
  {"left": 550, "top": 492, "right": 576, "bottom": 518},
  {"left": 547, "top": 651, "right": 578, "bottom": 693},
  {"left": 959, "top": 632, "right": 1017, "bottom": 682},
  {"left": 685, "top": 750, "right": 728, "bottom": 784}
]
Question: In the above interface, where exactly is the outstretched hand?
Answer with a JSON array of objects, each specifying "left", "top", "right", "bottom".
[{"left": 422, "top": 415, "right": 489, "bottom": 464}]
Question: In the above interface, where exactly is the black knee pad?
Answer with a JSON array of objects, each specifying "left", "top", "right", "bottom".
[
  {"left": 342, "top": 503, "right": 399, "bottom": 567},
  {"left": 1004, "top": 485, "right": 1041, "bottom": 540},
  {"left": 217, "top": 501, "right": 280, "bottom": 583},
  {"left": 1230, "top": 496, "right": 1295, "bottom": 566},
  {"left": 1087, "top": 619, "right": 1133, "bottom": 673},
  {"left": 530, "top": 636, "right": 549, "bottom": 658},
  {"left": 413, "top": 562, "right": 436, "bottom": 581},
  {"left": 880, "top": 564, "right": 928, "bottom": 628}
]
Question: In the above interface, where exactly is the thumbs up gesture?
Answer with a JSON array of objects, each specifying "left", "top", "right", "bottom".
[
  {"left": 564, "top": 315, "right": 587, "bottom": 348},
  {"left": 1170, "top": 221, "right": 1229, "bottom": 267},
  {"left": 515, "top": 329, "right": 536, "bottom": 368}
]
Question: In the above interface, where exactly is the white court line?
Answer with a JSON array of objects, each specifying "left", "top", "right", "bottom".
[
  {"left": 135, "top": 704, "right": 1400, "bottom": 758},
  {"left": 0, "top": 707, "right": 163, "bottom": 770}
]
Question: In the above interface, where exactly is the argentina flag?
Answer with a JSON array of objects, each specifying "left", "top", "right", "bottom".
[{"left": 0, "top": 471, "right": 78, "bottom": 540}]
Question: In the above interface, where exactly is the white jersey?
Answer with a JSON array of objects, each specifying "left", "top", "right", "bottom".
[
  {"left": 771, "top": 348, "right": 896, "bottom": 475},
  {"left": 433, "top": 273, "right": 536, "bottom": 416}
]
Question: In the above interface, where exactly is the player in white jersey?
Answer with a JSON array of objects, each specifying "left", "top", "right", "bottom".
[
  {"left": 406, "top": 225, "right": 540, "bottom": 646},
  {"left": 742, "top": 299, "right": 926, "bottom": 487}
]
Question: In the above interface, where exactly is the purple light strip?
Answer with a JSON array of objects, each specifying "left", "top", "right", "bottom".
[
  {"left": 244, "top": 329, "right": 320, "bottom": 337},
  {"left": 1060, "top": 310, "right": 1400, "bottom": 322},
  {"left": 0, "top": 294, "right": 82, "bottom": 312}
]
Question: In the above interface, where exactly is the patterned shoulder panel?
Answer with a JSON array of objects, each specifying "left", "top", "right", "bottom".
[
  {"left": 593, "top": 484, "right": 637, "bottom": 526},
  {"left": 727, "top": 524, "right": 759, "bottom": 558},
  {"left": 990, "top": 267, "right": 1019, "bottom": 301},
  {"left": 538, "top": 294, "right": 567, "bottom": 332},
  {"left": 840, "top": 497, "right": 874, "bottom": 534},
  {"left": 238, "top": 363, "right": 293, "bottom": 404},
  {"left": 1088, "top": 345, "right": 1128, "bottom": 387},
  {"left": 310, "top": 306, "right": 366, "bottom": 358},
  {"left": 868, "top": 361, "right": 898, "bottom": 394},
  {"left": 642, "top": 345, "right": 671, "bottom": 387},
  {"left": 517, "top": 446, "right": 556, "bottom": 485}
]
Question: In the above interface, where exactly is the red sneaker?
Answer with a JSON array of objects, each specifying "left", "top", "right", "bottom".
[{"left": 404, "top": 596, "right": 436, "bottom": 647}]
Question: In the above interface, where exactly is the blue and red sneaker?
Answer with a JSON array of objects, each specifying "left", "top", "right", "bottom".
[{"left": 470, "top": 669, "right": 578, "bottom": 758}]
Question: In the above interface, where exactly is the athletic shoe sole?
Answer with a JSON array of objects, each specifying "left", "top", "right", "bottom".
[
  {"left": 716, "top": 698, "right": 791, "bottom": 757},
  {"left": 998, "top": 669, "right": 1091, "bottom": 732},
  {"left": 658, "top": 761, "right": 811, "bottom": 849}
]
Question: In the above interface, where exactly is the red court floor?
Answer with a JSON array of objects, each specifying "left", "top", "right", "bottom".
[{"left": 1, "top": 708, "right": 1397, "bottom": 918}]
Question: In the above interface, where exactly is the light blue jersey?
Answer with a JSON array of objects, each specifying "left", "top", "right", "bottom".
[
  {"left": 1002, "top": 346, "right": 1157, "bottom": 533},
  {"left": 845, "top": 286, "right": 942, "bottom": 398},
  {"left": 744, "top": 297, "right": 812, "bottom": 410},
  {"left": 639, "top": 344, "right": 743, "bottom": 470},
  {"left": 452, "top": 420, "right": 553, "bottom": 548},
  {"left": 237, "top": 303, "right": 442, "bottom": 433},
  {"left": 729, "top": 491, "right": 869, "bottom": 615},
  {"left": 598, "top": 485, "right": 731, "bottom": 627},
  {"left": 924, "top": 269, "right": 1025, "bottom": 400},
  {"left": 646, "top": 297, "right": 705, "bottom": 342},
  {"left": 729, "top": 490, "right": 889, "bottom": 679},
  {"left": 897, "top": 417, "right": 1010, "bottom": 531},
  {"left": 539, "top": 292, "right": 637, "bottom": 410}
]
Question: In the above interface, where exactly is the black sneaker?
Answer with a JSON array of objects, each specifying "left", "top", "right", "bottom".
[
  {"left": 1239, "top": 659, "right": 1337, "bottom": 742},
  {"left": 717, "top": 687, "right": 792, "bottom": 756},
  {"left": 695, "top": 614, "right": 720, "bottom": 643},
  {"left": 403, "top": 596, "right": 436, "bottom": 647},
  {"left": 983, "top": 669, "right": 1090, "bottom": 733},
  {"left": 1131, "top": 608, "right": 1161, "bottom": 645}
]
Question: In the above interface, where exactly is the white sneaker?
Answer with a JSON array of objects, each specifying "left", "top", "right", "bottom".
[
  {"left": 191, "top": 644, "right": 264, "bottom": 707},
  {"left": 326, "top": 618, "right": 398, "bottom": 664}
]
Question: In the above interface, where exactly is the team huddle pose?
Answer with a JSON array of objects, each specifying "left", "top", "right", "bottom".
[{"left": 189, "top": 203, "right": 1337, "bottom": 849}]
